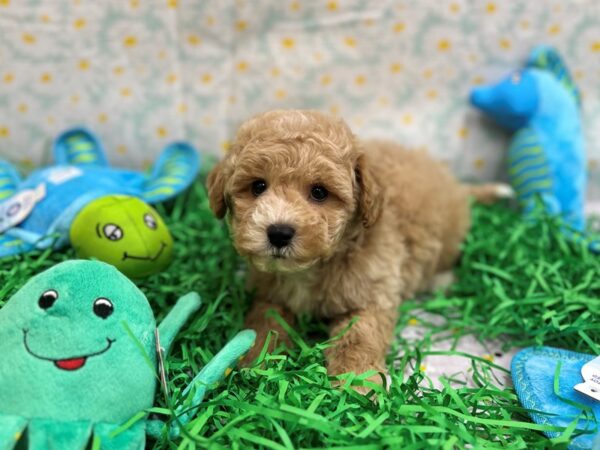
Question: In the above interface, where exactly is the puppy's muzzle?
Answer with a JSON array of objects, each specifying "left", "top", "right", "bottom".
[{"left": 267, "top": 224, "right": 295, "bottom": 248}]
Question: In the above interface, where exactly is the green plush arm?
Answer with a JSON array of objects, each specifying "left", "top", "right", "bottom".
[
  {"left": 176, "top": 330, "right": 256, "bottom": 424},
  {"left": 145, "top": 329, "right": 256, "bottom": 439},
  {"left": 157, "top": 292, "right": 201, "bottom": 356}
]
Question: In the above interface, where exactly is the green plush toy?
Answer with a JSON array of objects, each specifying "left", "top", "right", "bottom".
[
  {"left": 0, "top": 260, "right": 255, "bottom": 449},
  {"left": 70, "top": 195, "right": 173, "bottom": 278}
]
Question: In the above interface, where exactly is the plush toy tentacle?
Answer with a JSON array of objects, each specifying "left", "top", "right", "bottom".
[
  {"left": 174, "top": 330, "right": 256, "bottom": 426},
  {"left": 0, "top": 414, "right": 27, "bottom": 450},
  {"left": 0, "top": 160, "right": 21, "bottom": 201},
  {"left": 141, "top": 142, "right": 200, "bottom": 204},
  {"left": 94, "top": 421, "right": 145, "bottom": 450},
  {"left": 53, "top": 128, "right": 108, "bottom": 167},
  {"left": 28, "top": 419, "right": 92, "bottom": 450},
  {"left": 157, "top": 292, "right": 201, "bottom": 356}
]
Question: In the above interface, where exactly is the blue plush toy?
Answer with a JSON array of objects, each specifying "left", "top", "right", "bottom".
[
  {"left": 512, "top": 347, "right": 600, "bottom": 449},
  {"left": 0, "top": 128, "right": 199, "bottom": 258},
  {"left": 470, "top": 46, "right": 597, "bottom": 251}
]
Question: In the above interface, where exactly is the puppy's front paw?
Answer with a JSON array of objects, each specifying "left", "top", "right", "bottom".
[{"left": 328, "top": 361, "right": 389, "bottom": 395}]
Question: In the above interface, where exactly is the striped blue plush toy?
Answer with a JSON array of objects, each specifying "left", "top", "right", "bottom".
[
  {"left": 471, "top": 46, "right": 598, "bottom": 252},
  {"left": 0, "top": 128, "right": 199, "bottom": 258}
]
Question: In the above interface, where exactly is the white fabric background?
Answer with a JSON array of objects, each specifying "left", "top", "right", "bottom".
[{"left": 0, "top": 0, "right": 599, "bottom": 200}]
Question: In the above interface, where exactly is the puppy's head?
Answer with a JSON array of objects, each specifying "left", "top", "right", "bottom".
[{"left": 207, "top": 110, "right": 382, "bottom": 273}]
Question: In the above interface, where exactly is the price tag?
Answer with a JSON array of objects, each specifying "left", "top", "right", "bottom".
[
  {"left": 574, "top": 355, "right": 600, "bottom": 401},
  {"left": 0, "top": 184, "right": 46, "bottom": 233}
]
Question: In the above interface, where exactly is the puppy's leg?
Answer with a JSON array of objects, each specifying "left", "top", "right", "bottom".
[
  {"left": 326, "top": 308, "right": 397, "bottom": 393},
  {"left": 240, "top": 301, "right": 295, "bottom": 366}
]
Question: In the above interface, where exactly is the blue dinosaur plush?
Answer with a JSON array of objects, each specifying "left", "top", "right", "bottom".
[
  {"left": 0, "top": 128, "right": 200, "bottom": 259},
  {"left": 470, "top": 46, "right": 597, "bottom": 251}
]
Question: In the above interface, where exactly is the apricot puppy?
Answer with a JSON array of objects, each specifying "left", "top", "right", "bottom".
[{"left": 207, "top": 110, "right": 507, "bottom": 386}]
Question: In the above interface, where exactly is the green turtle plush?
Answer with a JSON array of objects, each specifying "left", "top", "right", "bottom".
[
  {"left": 70, "top": 195, "right": 174, "bottom": 278},
  {"left": 0, "top": 260, "right": 255, "bottom": 448}
]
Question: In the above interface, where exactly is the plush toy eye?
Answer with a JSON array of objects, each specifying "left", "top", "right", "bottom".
[
  {"left": 251, "top": 179, "right": 268, "bottom": 197},
  {"left": 310, "top": 185, "right": 329, "bottom": 202},
  {"left": 93, "top": 298, "right": 113, "bottom": 319},
  {"left": 38, "top": 289, "right": 58, "bottom": 310},
  {"left": 511, "top": 72, "right": 521, "bottom": 84},
  {"left": 103, "top": 224, "right": 123, "bottom": 241},
  {"left": 144, "top": 213, "right": 157, "bottom": 230}
]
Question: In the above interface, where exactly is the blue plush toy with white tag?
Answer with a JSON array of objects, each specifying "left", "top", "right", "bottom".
[
  {"left": 470, "top": 46, "right": 598, "bottom": 252},
  {"left": 0, "top": 128, "right": 200, "bottom": 272},
  {"left": 512, "top": 347, "right": 600, "bottom": 449}
]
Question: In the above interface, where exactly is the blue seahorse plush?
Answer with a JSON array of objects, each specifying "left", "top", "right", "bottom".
[
  {"left": 0, "top": 128, "right": 200, "bottom": 263},
  {"left": 470, "top": 46, "right": 597, "bottom": 251}
]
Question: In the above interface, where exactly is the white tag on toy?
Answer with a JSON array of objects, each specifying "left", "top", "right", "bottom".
[
  {"left": 0, "top": 183, "right": 46, "bottom": 233},
  {"left": 47, "top": 166, "right": 82, "bottom": 184},
  {"left": 574, "top": 355, "right": 600, "bottom": 401}
]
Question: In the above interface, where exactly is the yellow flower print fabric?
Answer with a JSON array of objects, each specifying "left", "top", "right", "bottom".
[{"left": 0, "top": 0, "right": 599, "bottom": 198}]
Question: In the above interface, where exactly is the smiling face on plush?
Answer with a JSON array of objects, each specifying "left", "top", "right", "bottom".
[
  {"left": 207, "top": 110, "right": 381, "bottom": 273},
  {"left": 0, "top": 260, "right": 157, "bottom": 422},
  {"left": 70, "top": 195, "right": 173, "bottom": 278}
]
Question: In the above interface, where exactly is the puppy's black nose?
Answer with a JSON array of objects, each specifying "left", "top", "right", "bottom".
[{"left": 267, "top": 224, "right": 295, "bottom": 248}]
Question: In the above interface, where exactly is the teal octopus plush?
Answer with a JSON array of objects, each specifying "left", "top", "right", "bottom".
[
  {"left": 0, "top": 128, "right": 200, "bottom": 267},
  {"left": 0, "top": 260, "right": 255, "bottom": 448},
  {"left": 470, "top": 46, "right": 598, "bottom": 251}
]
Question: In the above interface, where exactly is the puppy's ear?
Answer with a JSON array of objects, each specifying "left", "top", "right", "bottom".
[
  {"left": 355, "top": 154, "right": 383, "bottom": 228},
  {"left": 206, "top": 160, "right": 229, "bottom": 219}
]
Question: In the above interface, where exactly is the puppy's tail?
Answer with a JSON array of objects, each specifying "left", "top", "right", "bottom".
[{"left": 466, "top": 183, "right": 514, "bottom": 204}]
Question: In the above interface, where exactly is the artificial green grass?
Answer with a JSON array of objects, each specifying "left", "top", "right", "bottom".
[{"left": 1, "top": 180, "right": 599, "bottom": 449}]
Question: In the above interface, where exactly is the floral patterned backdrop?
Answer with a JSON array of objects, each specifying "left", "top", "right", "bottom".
[{"left": 1, "top": 0, "right": 600, "bottom": 198}]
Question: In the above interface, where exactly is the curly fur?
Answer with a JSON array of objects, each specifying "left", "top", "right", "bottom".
[{"left": 207, "top": 109, "right": 507, "bottom": 387}]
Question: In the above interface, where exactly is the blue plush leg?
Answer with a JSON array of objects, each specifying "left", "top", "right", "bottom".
[
  {"left": 0, "top": 234, "right": 35, "bottom": 258},
  {"left": 175, "top": 330, "right": 256, "bottom": 425},
  {"left": 27, "top": 419, "right": 92, "bottom": 450},
  {"left": 0, "top": 414, "right": 27, "bottom": 450},
  {"left": 0, "top": 160, "right": 21, "bottom": 201},
  {"left": 142, "top": 142, "right": 200, "bottom": 203},
  {"left": 93, "top": 422, "right": 145, "bottom": 450},
  {"left": 53, "top": 128, "right": 107, "bottom": 167}
]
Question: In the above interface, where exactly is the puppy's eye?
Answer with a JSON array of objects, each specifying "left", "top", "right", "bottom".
[
  {"left": 310, "top": 185, "right": 329, "bottom": 202},
  {"left": 251, "top": 179, "right": 267, "bottom": 197}
]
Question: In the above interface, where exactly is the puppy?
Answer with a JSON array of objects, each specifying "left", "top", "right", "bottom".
[{"left": 207, "top": 110, "right": 508, "bottom": 386}]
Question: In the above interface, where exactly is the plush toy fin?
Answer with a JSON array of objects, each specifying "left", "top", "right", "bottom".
[
  {"left": 157, "top": 292, "right": 202, "bottom": 355},
  {"left": 527, "top": 46, "right": 581, "bottom": 105},
  {"left": 142, "top": 142, "right": 200, "bottom": 204},
  {"left": 94, "top": 421, "right": 145, "bottom": 450},
  {"left": 512, "top": 347, "right": 600, "bottom": 449},
  {"left": 175, "top": 330, "right": 256, "bottom": 425},
  {"left": 0, "top": 160, "right": 21, "bottom": 201},
  {"left": 53, "top": 127, "right": 108, "bottom": 167},
  {"left": 508, "top": 128, "right": 555, "bottom": 212},
  {"left": 0, "top": 414, "right": 27, "bottom": 450},
  {"left": 27, "top": 419, "right": 92, "bottom": 450}
]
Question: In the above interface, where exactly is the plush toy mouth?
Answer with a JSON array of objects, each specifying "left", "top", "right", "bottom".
[
  {"left": 23, "top": 329, "right": 115, "bottom": 371},
  {"left": 122, "top": 241, "right": 167, "bottom": 262}
]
